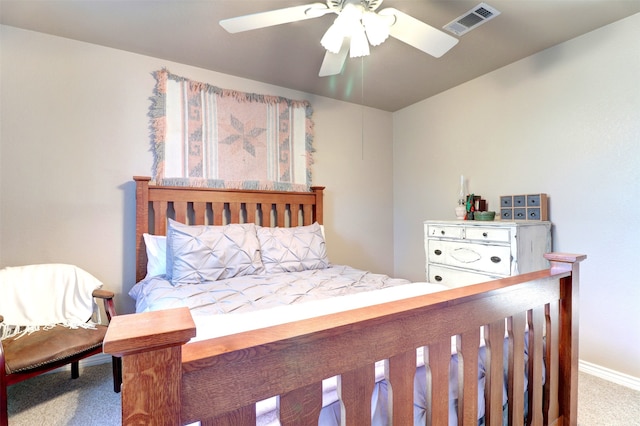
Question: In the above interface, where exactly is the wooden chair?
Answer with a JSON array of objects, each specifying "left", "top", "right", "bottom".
[{"left": 0, "top": 264, "right": 122, "bottom": 426}]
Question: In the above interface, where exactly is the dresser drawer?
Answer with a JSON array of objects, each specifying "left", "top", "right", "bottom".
[
  {"left": 464, "top": 226, "right": 511, "bottom": 243},
  {"left": 428, "top": 265, "right": 503, "bottom": 288},
  {"left": 424, "top": 219, "right": 551, "bottom": 288},
  {"left": 426, "top": 224, "right": 464, "bottom": 239},
  {"left": 427, "top": 240, "right": 512, "bottom": 275}
]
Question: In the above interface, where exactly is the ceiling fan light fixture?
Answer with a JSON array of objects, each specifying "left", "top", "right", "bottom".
[
  {"left": 362, "top": 11, "right": 390, "bottom": 46},
  {"left": 320, "top": 21, "right": 346, "bottom": 53},
  {"left": 220, "top": 0, "right": 460, "bottom": 77},
  {"left": 349, "top": 23, "right": 370, "bottom": 58}
]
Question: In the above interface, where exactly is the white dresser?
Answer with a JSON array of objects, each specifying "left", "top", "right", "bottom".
[{"left": 424, "top": 220, "right": 552, "bottom": 288}]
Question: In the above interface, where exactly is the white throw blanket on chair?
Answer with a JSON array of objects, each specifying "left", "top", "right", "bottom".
[{"left": 0, "top": 263, "right": 103, "bottom": 340}]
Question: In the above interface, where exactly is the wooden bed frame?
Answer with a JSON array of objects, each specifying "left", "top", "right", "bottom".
[{"left": 104, "top": 176, "right": 585, "bottom": 425}]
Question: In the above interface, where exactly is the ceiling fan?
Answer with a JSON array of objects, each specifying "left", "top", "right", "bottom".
[{"left": 219, "top": 0, "right": 459, "bottom": 77}]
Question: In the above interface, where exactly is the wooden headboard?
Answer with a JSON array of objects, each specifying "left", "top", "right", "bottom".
[{"left": 134, "top": 176, "right": 325, "bottom": 283}]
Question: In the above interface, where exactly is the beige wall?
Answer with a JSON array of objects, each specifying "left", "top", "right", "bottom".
[
  {"left": 0, "top": 25, "right": 395, "bottom": 315},
  {"left": 393, "top": 14, "right": 640, "bottom": 379}
]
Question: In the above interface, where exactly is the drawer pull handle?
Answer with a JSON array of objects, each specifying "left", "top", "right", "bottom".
[
  {"left": 440, "top": 230, "right": 445, "bottom": 235},
  {"left": 434, "top": 249, "right": 442, "bottom": 256},
  {"left": 434, "top": 275, "right": 443, "bottom": 282},
  {"left": 490, "top": 256, "right": 501, "bottom": 263},
  {"left": 483, "top": 232, "right": 488, "bottom": 237}
]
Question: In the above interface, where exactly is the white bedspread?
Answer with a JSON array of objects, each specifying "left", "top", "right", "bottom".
[
  {"left": 189, "top": 281, "right": 448, "bottom": 342},
  {"left": 129, "top": 264, "right": 417, "bottom": 317}
]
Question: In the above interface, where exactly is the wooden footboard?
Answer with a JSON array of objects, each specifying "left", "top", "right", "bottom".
[{"left": 105, "top": 252, "right": 584, "bottom": 426}]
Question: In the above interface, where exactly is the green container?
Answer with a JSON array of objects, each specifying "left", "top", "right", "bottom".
[{"left": 474, "top": 211, "right": 496, "bottom": 221}]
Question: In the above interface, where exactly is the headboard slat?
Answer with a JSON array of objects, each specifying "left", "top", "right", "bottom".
[
  {"left": 193, "top": 202, "right": 206, "bottom": 226},
  {"left": 229, "top": 202, "right": 241, "bottom": 224},
  {"left": 276, "top": 204, "right": 286, "bottom": 227},
  {"left": 290, "top": 206, "right": 300, "bottom": 227},
  {"left": 174, "top": 201, "right": 188, "bottom": 224},
  {"left": 303, "top": 204, "right": 313, "bottom": 225},
  {"left": 212, "top": 202, "right": 225, "bottom": 226},
  {"left": 245, "top": 203, "right": 256, "bottom": 224},
  {"left": 154, "top": 201, "right": 168, "bottom": 235}
]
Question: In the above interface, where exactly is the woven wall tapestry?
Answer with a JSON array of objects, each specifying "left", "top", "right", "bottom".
[{"left": 150, "top": 69, "right": 314, "bottom": 191}]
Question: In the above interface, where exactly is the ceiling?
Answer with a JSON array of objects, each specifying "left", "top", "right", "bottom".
[{"left": 1, "top": 0, "right": 639, "bottom": 112}]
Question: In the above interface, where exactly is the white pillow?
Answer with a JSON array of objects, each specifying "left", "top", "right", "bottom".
[
  {"left": 166, "top": 219, "right": 264, "bottom": 285},
  {"left": 257, "top": 222, "right": 329, "bottom": 274},
  {"left": 143, "top": 233, "right": 167, "bottom": 278}
]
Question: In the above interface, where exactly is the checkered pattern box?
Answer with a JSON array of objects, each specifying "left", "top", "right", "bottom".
[{"left": 500, "top": 193, "right": 548, "bottom": 220}]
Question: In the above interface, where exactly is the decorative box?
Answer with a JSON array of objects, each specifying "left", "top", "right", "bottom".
[{"left": 500, "top": 193, "right": 548, "bottom": 221}]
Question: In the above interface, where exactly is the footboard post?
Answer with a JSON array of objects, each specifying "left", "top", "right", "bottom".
[
  {"left": 544, "top": 253, "right": 586, "bottom": 426},
  {"left": 103, "top": 307, "right": 196, "bottom": 425}
]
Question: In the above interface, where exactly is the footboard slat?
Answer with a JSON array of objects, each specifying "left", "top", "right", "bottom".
[
  {"left": 340, "top": 364, "right": 375, "bottom": 425},
  {"left": 387, "top": 351, "right": 415, "bottom": 425},
  {"left": 425, "top": 338, "right": 450, "bottom": 425},
  {"left": 201, "top": 405, "right": 256, "bottom": 426},
  {"left": 457, "top": 328, "right": 481, "bottom": 425},
  {"left": 280, "top": 382, "right": 323, "bottom": 425},
  {"left": 507, "top": 312, "right": 527, "bottom": 426},
  {"left": 545, "top": 301, "right": 560, "bottom": 424},
  {"left": 528, "top": 306, "right": 545, "bottom": 426},
  {"left": 485, "top": 319, "right": 505, "bottom": 426}
]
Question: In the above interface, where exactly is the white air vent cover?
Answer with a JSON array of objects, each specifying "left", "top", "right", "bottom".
[{"left": 444, "top": 3, "right": 500, "bottom": 36}]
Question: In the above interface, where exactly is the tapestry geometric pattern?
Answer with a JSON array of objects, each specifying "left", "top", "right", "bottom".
[{"left": 150, "top": 69, "right": 314, "bottom": 191}]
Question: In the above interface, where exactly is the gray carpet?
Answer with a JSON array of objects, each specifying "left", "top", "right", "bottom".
[
  {"left": 6, "top": 362, "right": 640, "bottom": 425},
  {"left": 7, "top": 363, "right": 120, "bottom": 426}
]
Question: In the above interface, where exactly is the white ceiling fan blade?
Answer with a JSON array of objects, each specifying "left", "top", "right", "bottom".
[
  {"left": 220, "top": 3, "right": 331, "bottom": 33},
  {"left": 319, "top": 40, "right": 349, "bottom": 77},
  {"left": 379, "top": 8, "right": 458, "bottom": 58}
]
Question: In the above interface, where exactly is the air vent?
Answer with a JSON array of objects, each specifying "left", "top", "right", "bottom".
[{"left": 443, "top": 3, "right": 500, "bottom": 36}]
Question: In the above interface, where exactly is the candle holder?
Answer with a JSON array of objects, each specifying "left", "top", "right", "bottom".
[{"left": 455, "top": 175, "right": 466, "bottom": 219}]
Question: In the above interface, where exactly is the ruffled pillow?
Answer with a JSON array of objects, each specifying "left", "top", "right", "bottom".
[
  {"left": 257, "top": 222, "right": 329, "bottom": 274},
  {"left": 166, "top": 220, "right": 264, "bottom": 285}
]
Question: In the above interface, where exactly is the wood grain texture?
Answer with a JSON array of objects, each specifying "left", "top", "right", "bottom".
[
  {"left": 120, "top": 347, "right": 183, "bottom": 425},
  {"left": 103, "top": 307, "right": 195, "bottom": 357},
  {"left": 457, "top": 329, "right": 480, "bottom": 425},
  {"left": 507, "top": 312, "right": 526, "bottom": 426},
  {"left": 485, "top": 319, "right": 505, "bottom": 426},
  {"left": 387, "top": 351, "right": 415, "bottom": 425},
  {"left": 280, "top": 382, "right": 323, "bottom": 425}
]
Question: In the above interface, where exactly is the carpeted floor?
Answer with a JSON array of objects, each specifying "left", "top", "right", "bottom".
[
  {"left": 7, "top": 363, "right": 120, "bottom": 426},
  {"left": 6, "top": 363, "right": 640, "bottom": 425}
]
